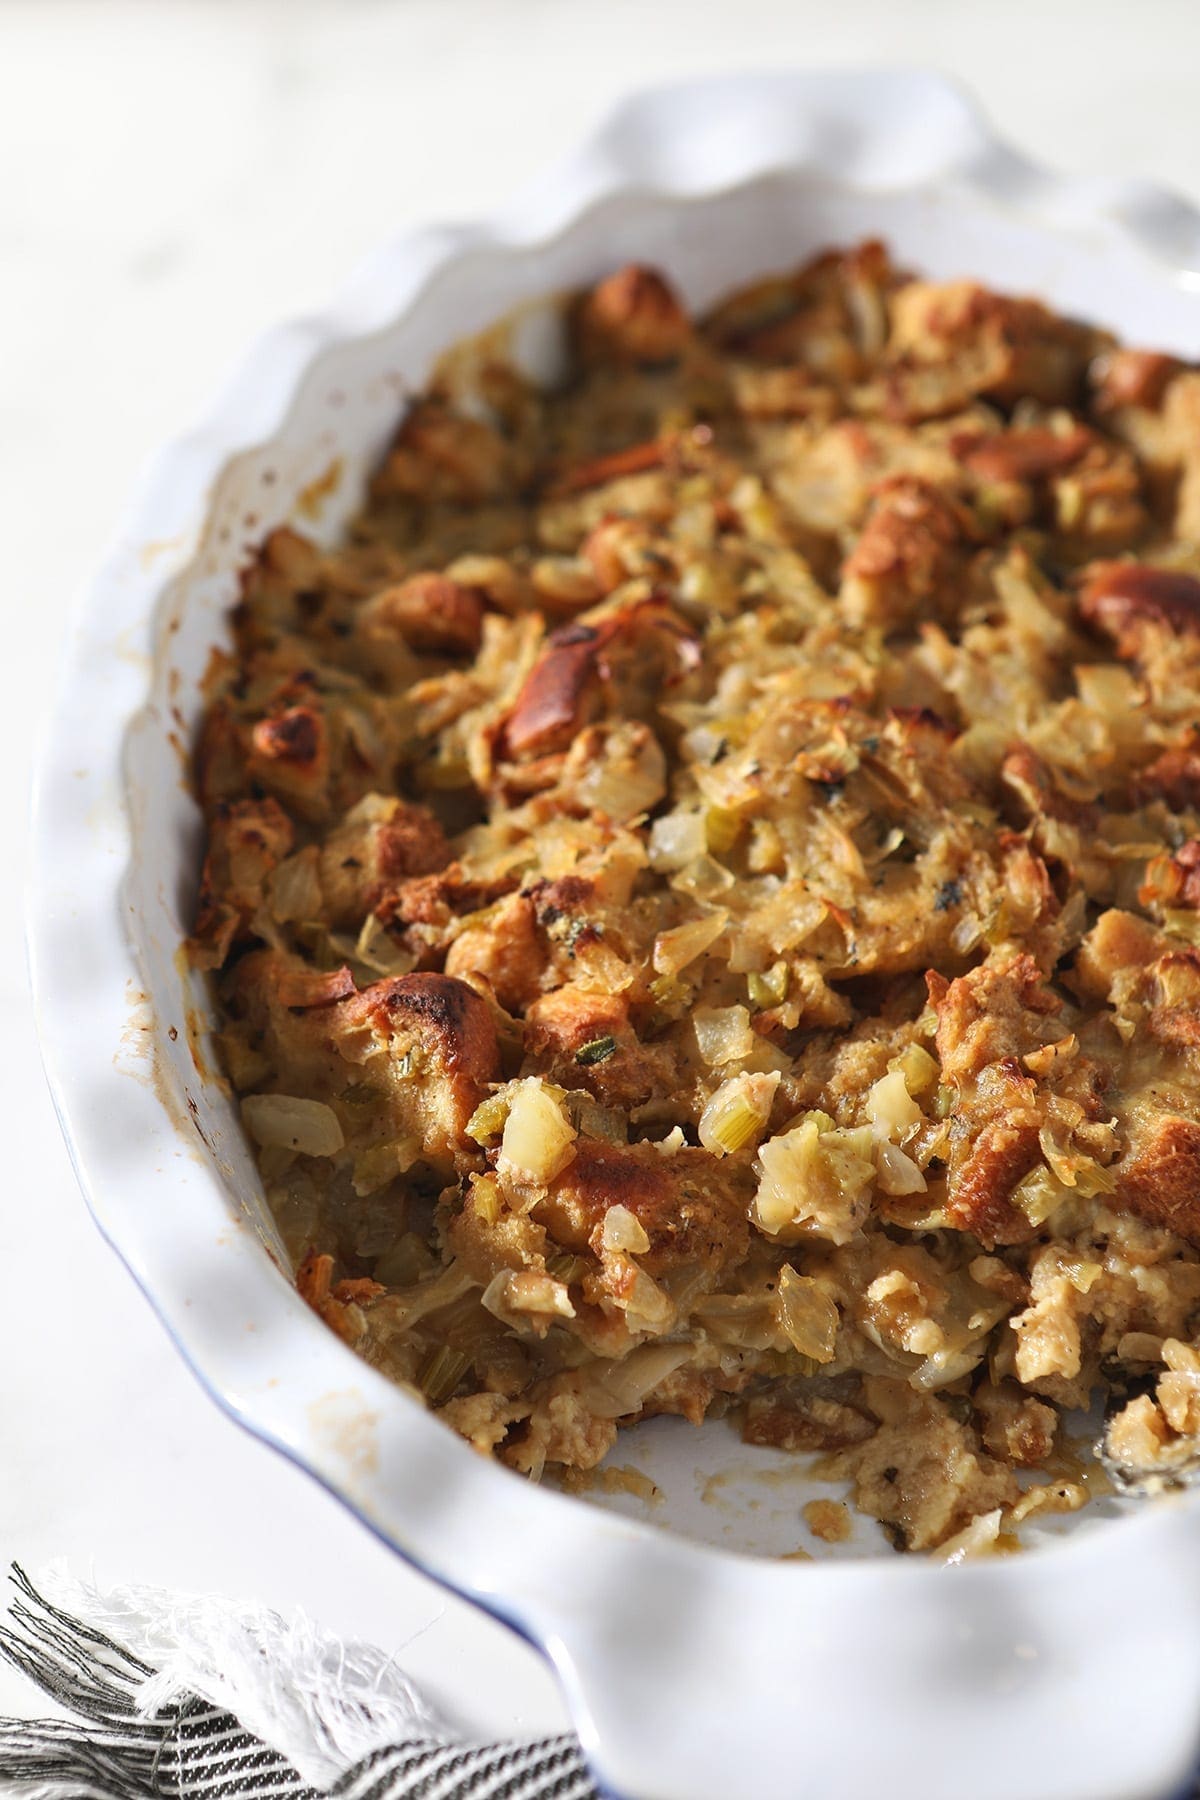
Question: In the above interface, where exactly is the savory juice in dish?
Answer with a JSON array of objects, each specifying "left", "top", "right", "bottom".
[{"left": 191, "top": 243, "right": 1200, "bottom": 1552}]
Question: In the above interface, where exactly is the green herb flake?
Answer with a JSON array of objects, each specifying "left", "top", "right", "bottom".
[{"left": 575, "top": 1035, "right": 617, "bottom": 1066}]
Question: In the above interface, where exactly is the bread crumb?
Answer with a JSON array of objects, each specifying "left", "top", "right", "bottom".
[{"left": 803, "top": 1498, "right": 852, "bottom": 1543}]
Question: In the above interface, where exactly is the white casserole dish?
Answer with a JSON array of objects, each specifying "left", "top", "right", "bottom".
[{"left": 28, "top": 68, "right": 1200, "bottom": 1800}]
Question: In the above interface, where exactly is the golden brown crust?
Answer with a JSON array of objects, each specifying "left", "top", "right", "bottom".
[
  {"left": 930, "top": 955, "right": 1114, "bottom": 1248},
  {"left": 522, "top": 986, "right": 673, "bottom": 1109},
  {"left": 500, "top": 599, "right": 699, "bottom": 761},
  {"left": 1139, "top": 840, "right": 1200, "bottom": 913},
  {"left": 360, "top": 573, "right": 485, "bottom": 658},
  {"left": 319, "top": 798, "right": 451, "bottom": 928},
  {"left": 1070, "top": 907, "right": 1165, "bottom": 1003},
  {"left": 881, "top": 280, "right": 1101, "bottom": 420},
  {"left": 1079, "top": 561, "right": 1200, "bottom": 656},
  {"left": 1136, "top": 736, "right": 1200, "bottom": 811},
  {"left": 953, "top": 424, "right": 1093, "bottom": 484},
  {"left": 192, "top": 796, "right": 294, "bottom": 967},
  {"left": 274, "top": 964, "right": 357, "bottom": 1009},
  {"left": 1000, "top": 744, "right": 1098, "bottom": 831},
  {"left": 1090, "top": 348, "right": 1182, "bottom": 415},
  {"left": 247, "top": 705, "right": 329, "bottom": 817},
  {"left": 443, "top": 892, "right": 546, "bottom": 1011},
  {"left": 369, "top": 971, "right": 500, "bottom": 1084},
  {"left": 370, "top": 399, "right": 518, "bottom": 505},
  {"left": 581, "top": 516, "right": 659, "bottom": 592},
  {"left": 577, "top": 265, "right": 691, "bottom": 365},
  {"left": 502, "top": 622, "right": 608, "bottom": 758},
  {"left": 1117, "top": 1114, "right": 1200, "bottom": 1241},
  {"left": 931, "top": 953, "right": 1062, "bottom": 1085},
  {"left": 228, "top": 953, "right": 498, "bottom": 1168},
  {"left": 534, "top": 1140, "right": 753, "bottom": 1278},
  {"left": 947, "top": 1110, "right": 1043, "bottom": 1247},
  {"left": 839, "top": 475, "right": 975, "bottom": 631}
]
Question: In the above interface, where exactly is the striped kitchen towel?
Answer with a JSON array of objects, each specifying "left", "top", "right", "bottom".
[{"left": 0, "top": 1566, "right": 598, "bottom": 1799}]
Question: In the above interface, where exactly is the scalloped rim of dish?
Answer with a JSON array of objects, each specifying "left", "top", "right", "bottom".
[{"left": 27, "top": 68, "right": 1200, "bottom": 1800}]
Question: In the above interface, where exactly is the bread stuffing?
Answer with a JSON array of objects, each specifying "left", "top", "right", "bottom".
[{"left": 191, "top": 243, "right": 1200, "bottom": 1549}]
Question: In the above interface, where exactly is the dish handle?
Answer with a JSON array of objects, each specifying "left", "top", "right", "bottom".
[{"left": 516, "top": 1506, "right": 1200, "bottom": 1800}]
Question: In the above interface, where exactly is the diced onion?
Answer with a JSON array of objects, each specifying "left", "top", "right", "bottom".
[
  {"left": 382, "top": 1261, "right": 477, "bottom": 1330},
  {"left": 775, "top": 1266, "right": 839, "bottom": 1362},
  {"left": 694, "top": 1291, "right": 780, "bottom": 1351},
  {"left": 693, "top": 1005, "right": 755, "bottom": 1067},
  {"left": 911, "top": 1342, "right": 991, "bottom": 1391},
  {"left": 353, "top": 912, "right": 416, "bottom": 977},
  {"left": 268, "top": 850, "right": 323, "bottom": 923},
  {"left": 1037, "top": 1124, "right": 1117, "bottom": 1195},
  {"left": 497, "top": 1078, "right": 577, "bottom": 1184},
  {"left": 648, "top": 808, "right": 707, "bottom": 871},
  {"left": 753, "top": 1115, "right": 875, "bottom": 1245},
  {"left": 619, "top": 1267, "right": 675, "bottom": 1334},
  {"left": 601, "top": 1204, "right": 651, "bottom": 1255},
  {"left": 577, "top": 1344, "right": 692, "bottom": 1418},
  {"left": 867, "top": 1068, "right": 922, "bottom": 1143},
  {"left": 482, "top": 1270, "right": 576, "bottom": 1325},
  {"left": 681, "top": 722, "right": 728, "bottom": 764},
  {"left": 1074, "top": 663, "right": 1140, "bottom": 723},
  {"left": 671, "top": 855, "right": 736, "bottom": 899},
  {"left": 876, "top": 1141, "right": 928, "bottom": 1196},
  {"left": 1011, "top": 1165, "right": 1066, "bottom": 1227},
  {"left": 653, "top": 910, "right": 728, "bottom": 977},
  {"left": 951, "top": 915, "right": 985, "bottom": 955},
  {"left": 1116, "top": 1331, "right": 1165, "bottom": 1365},
  {"left": 242, "top": 1094, "right": 344, "bottom": 1157},
  {"left": 575, "top": 725, "right": 667, "bottom": 823}
]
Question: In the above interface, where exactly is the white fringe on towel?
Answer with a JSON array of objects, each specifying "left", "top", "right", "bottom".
[
  {"left": 35, "top": 1560, "right": 447, "bottom": 1789},
  {"left": 0, "top": 1564, "right": 596, "bottom": 1800}
]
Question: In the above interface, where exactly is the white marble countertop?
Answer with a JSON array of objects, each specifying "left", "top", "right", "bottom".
[{"left": 6, "top": 0, "right": 1200, "bottom": 1750}]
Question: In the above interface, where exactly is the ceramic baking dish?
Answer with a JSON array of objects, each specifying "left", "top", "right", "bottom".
[{"left": 28, "top": 68, "right": 1200, "bottom": 1800}]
